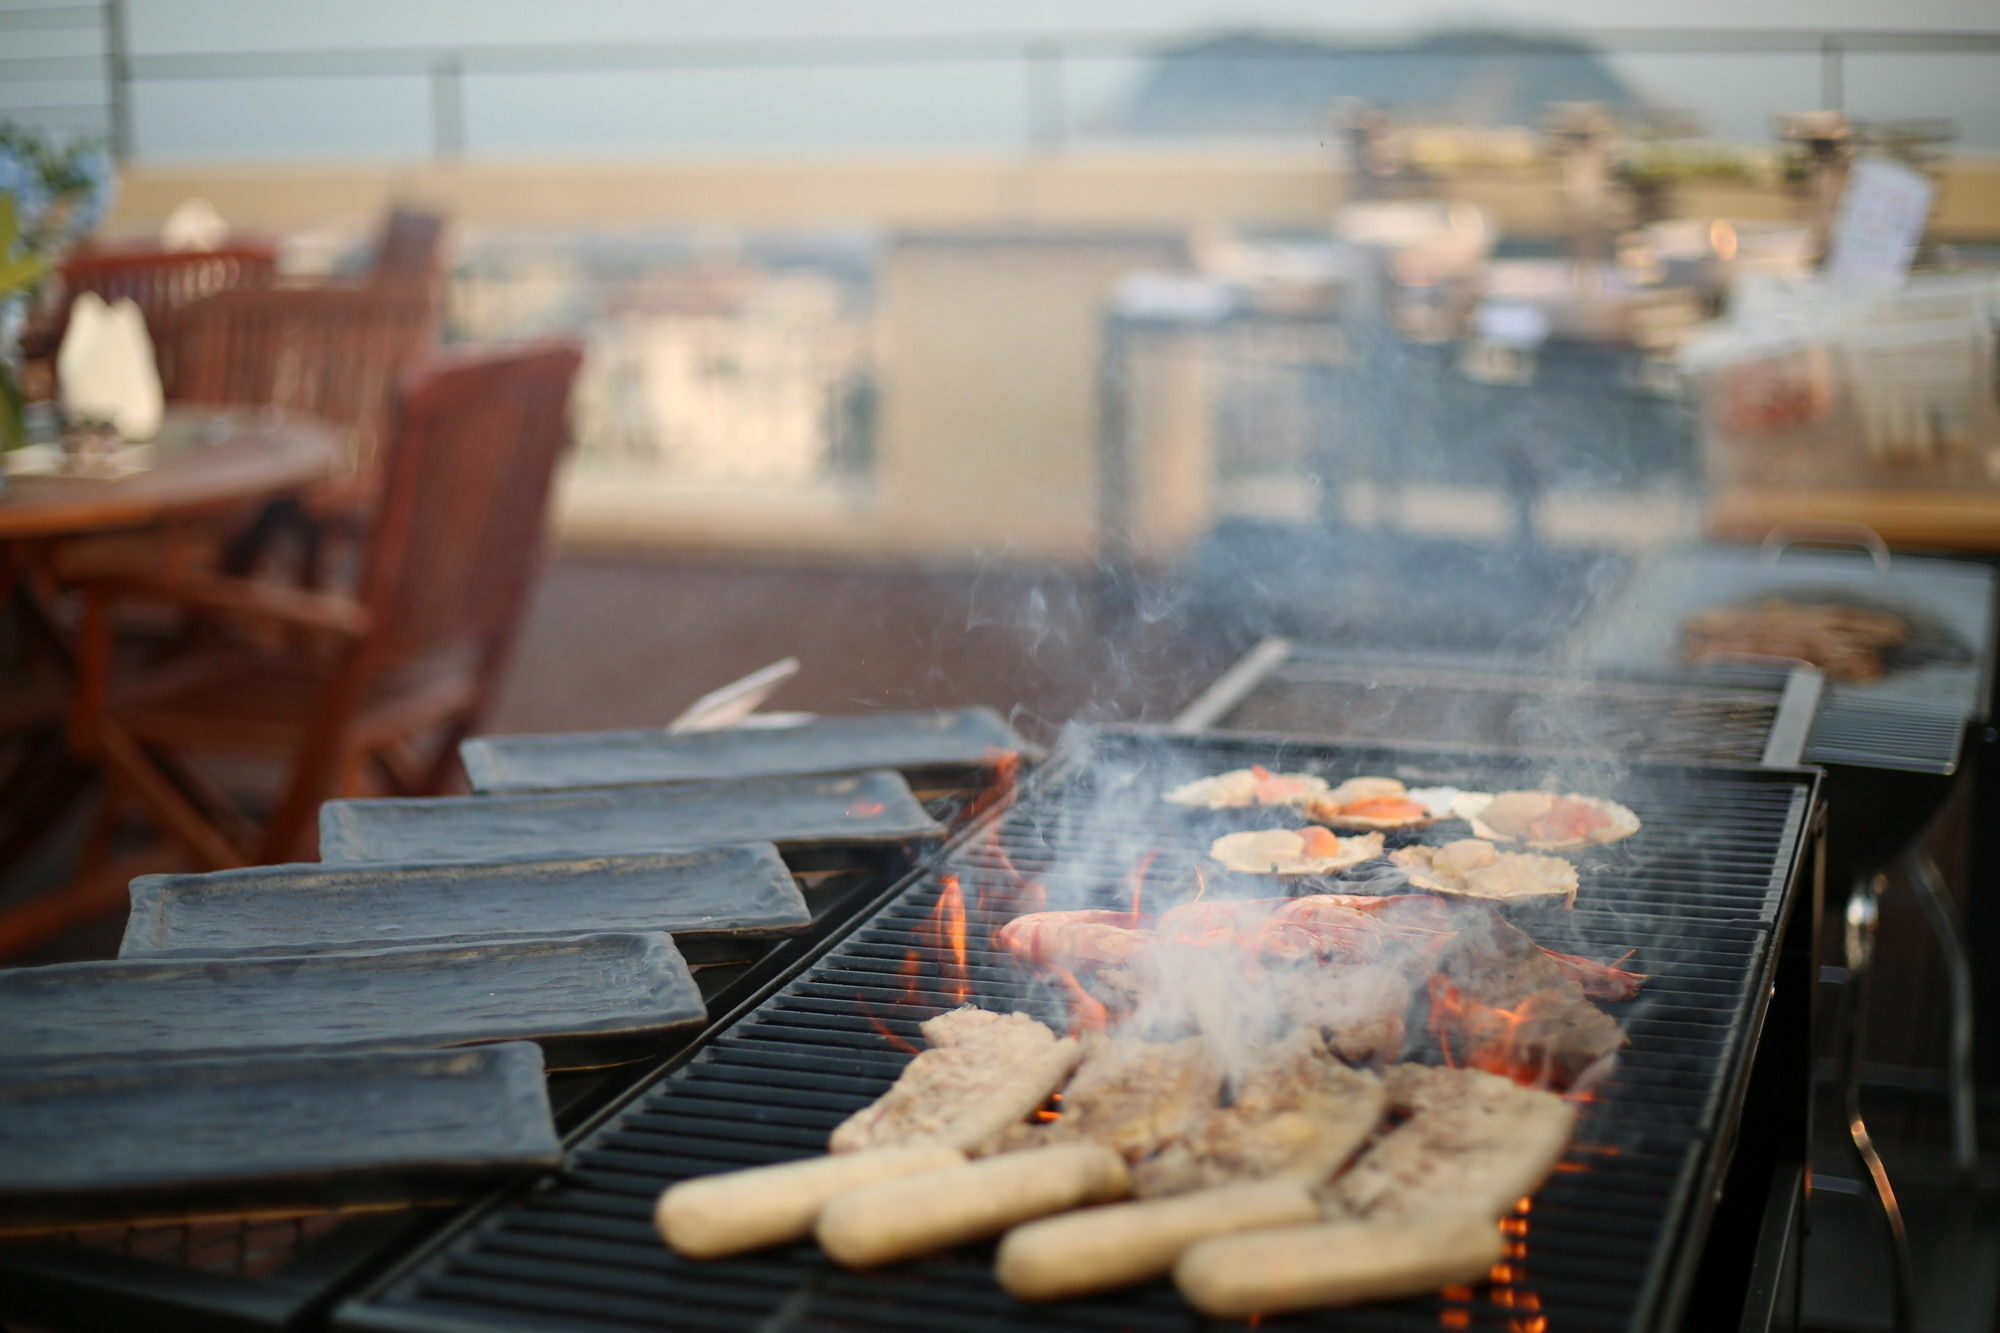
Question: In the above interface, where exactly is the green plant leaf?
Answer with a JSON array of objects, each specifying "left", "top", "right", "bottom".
[
  {"left": 0, "top": 195, "right": 17, "bottom": 252},
  {"left": 0, "top": 252, "right": 48, "bottom": 294},
  {"left": 0, "top": 364, "right": 25, "bottom": 452}
]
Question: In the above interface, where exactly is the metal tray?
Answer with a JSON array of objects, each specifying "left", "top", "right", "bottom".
[
  {"left": 318, "top": 770, "right": 942, "bottom": 866},
  {"left": 0, "top": 932, "right": 704, "bottom": 1073},
  {"left": 120, "top": 845, "right": 809, "bottom": 964},
  {"left": 1581, "top": 545, "right": 1995, "bottom": 716},
  {"left": 460, "top": 707, "right": 1039, "bottom": 793},
  {"left": 0, "top": 1045, "right": 561, "bottom": 1233}
]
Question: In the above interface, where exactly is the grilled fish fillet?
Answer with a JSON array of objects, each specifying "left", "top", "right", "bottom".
[
  {"left": 1029, "top": 1034, "right": 1222, "bottom": 1163},
  {"left": 828, "top": 1006, "right": 1081, "bottom": 1154},
  {"left": 1325, "top": 1065, "right": 1576, "bottom": 1224},
  {"left": 1135, "top": 1030, "right": 1385, "bottom": 1197}
]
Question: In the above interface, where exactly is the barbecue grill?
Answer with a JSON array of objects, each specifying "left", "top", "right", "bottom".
[
  {"left": 340, "top": 727, "right": 1821, "bottom": 1333},
  {"left": 1172, "top": 630, "right": 1987, "bottom": 1328}
]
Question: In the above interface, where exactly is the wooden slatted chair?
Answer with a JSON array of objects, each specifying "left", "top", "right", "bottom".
[
  {"left": 62, "top": 341, "right": 583, "bottom": 875},
  {"left": 54, "top": 243, "right": 279, "bottom": 348},
  {"left": 367, "top": 206, "right": 447, "bottom": 289},
  {"left": 163, "top": 282, "right": 440, "bottom": 510}
]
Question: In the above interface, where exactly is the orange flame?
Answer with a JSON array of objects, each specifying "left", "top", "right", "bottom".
[
  {"left": 1048, "top": 964, "right": 1109, "bottom": 1035},
  {"left": 962, "top": 747, "right": 1023, "bottom": 826},
  {"left": 857, "top": 994, "right": 920, "bottom": 1054},
  {"left": 1428, "top": 976, "right": 1576, "bottom": 1088},
  {"left": 929, "top": 875, "right": 972, "bottom": 1003},
  {"left": 1126, "top": 850, "right": 1157, "bottom": 924}
]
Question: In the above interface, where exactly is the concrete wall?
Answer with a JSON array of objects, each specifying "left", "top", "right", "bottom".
[{"left": 107, "top": 150, "right": 2000, "bottom": 240}]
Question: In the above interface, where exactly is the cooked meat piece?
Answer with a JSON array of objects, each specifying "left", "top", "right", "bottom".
[
  {"left": 1135, "top": 1031, "right": 1386, "bottom": 1197},
  {"left": 1324, "top": 1065, "right": 1577, "bottom": 1224},
  {"left": 1275, "top": 962, "right": 1418, "bottom": 1065},
  {"left": 920, "top": 1006, "right": 1040, "bottom": 1048},
  {"left": 1682, "top": 599, "right": 1907, "bottom": 682},
  {"left": 1431, "top": 979, "right": 1624, "bottom": 1088},
  {"left": 1043, "top": 1034, "right": 1223, "bottom": 1163},
  {"left": 829, "top": 1006, "right": 1081, "bottom": 1154},
  {"left": 1431, "top": 914, "right": 1626, "bottom": 1087},
  {"left": 1436, "top": 912, "right": 1576, "bottom": 1007}
]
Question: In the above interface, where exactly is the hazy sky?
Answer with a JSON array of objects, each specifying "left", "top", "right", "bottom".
[
  {"left": 123, "top": 0, "right": 2000, "bottom": 47},
  {"left": 8, "top": 1, "right": 1997, "bottom": 156}
]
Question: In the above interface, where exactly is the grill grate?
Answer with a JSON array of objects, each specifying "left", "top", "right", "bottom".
[
  {"left": 1803, "top": 696, "right": 1967, "bottom": 775},
  {"left": 341, "top": 729, "right": 1815, "bottom": 1333},
  {"left": 1175, "top": 648, "right": 1801, "bottom": 768}
]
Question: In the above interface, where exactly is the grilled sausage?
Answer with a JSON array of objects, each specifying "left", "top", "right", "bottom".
[
  {"left": 1174, "top": 1214, "right": 1504, "bottom": 1317},
  {"left": 996, "top": 1180, "right": 1318, "bottom": 1302},
  {"left": 816, "top": 1143, "right": 1129, "bottom": 1268},
  {"left": 656, "top": 1144, "right": 964, "bottom": 1258}
]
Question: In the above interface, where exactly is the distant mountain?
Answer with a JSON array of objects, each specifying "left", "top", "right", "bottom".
[{"left": 1123, "top": 28, "right": 1641, "bottom": 136}]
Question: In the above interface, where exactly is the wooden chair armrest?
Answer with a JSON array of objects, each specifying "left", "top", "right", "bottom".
[{"left": 73, "top": 573, "right": 372, "bottom": 637}]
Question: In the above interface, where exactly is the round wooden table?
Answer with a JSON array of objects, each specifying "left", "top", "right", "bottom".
[
  {"left": 0, "top": 408, "right": 341, "bottom": 542},
  {"left": 0, "top": 408, "right": 343, "bottom": 953}
]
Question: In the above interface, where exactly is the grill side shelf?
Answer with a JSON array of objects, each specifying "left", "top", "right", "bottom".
[{"left": 331, "top": 755, "right": 1065, "bottom": 1328}]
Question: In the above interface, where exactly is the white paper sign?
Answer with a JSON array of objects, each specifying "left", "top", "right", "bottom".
[{"left": 1825, "top": 158, "right": 1934, "bottom": 292}]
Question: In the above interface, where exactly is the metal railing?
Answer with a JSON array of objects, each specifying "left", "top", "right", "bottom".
[{"left": 2, "top": 5, "right": 1998, "bottom": 161}]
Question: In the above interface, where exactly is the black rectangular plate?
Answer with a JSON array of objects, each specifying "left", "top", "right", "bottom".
[
  {"left": 120, "top": 844, "right": 810, "bottom": 964},
  {"left": 318, "top": 770, "right": 942, "bottom": 865},
  {"left": 0, "top": 932, "right": 704, "bottom": 1073},
  {"left": 0, "top": 1044, "right": 562, "bottom": 1232},
  {"left": 460, "top": 707, "right": 1041, "bottom": 793}
]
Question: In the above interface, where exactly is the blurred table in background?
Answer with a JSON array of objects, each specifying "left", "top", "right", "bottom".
[
  {"left": 0, "top": 409, "right": 339, "bottom": 546},
  {"left": 0, "top": 408, "right": 340, "bottom": 929}
]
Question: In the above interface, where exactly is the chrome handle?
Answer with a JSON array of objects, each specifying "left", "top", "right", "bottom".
[{"left": 1759, "top": 521, "right": 1891, "bottom": 574}]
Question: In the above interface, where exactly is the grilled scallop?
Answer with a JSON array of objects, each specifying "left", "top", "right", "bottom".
[
  {"left": 1164, "top": 767, "right": 1329, "bottom": 810},
  {"left": 1391, "top": 838, "right": 1579, "bottom": 909},
  {"left": 1209, "top": 828, "right": 1386, "bottom": 876},
  {"left": 1448, "top": 790, "right": 1639, "bottom": 850},
  {"left": 1302, "top": 778, "right": 1461, "bottom": 831}
]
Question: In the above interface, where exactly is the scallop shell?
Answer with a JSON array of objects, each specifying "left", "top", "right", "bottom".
[
  {"left": 1209, "top": 829, "right": 1387, "bottom": 876},
  {"left": 1306, "top": 779, "right": 1466, "bottom": 831},
  {"left": 1450, "top": 791, "right": 1640, "bottom": 851},
  {"left": 1390, "top": 840, "right": 1579, "bottom": 908},
  {"left": 1164, "top": 769, "right": 1330, "bottom": 810}
]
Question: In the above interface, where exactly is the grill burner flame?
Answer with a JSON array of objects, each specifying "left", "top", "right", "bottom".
[{"left": 928, "top": 874, "right": 971, "bottom": 1003}]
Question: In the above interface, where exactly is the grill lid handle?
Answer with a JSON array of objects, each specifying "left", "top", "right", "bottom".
[{"left": 1759, "top": 521, "right": 1892, "bottom": 574}]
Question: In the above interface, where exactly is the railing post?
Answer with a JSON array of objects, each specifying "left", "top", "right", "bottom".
[
  {"left": 1820, "top": 35, "right": 1845, "bottom": 113},
  {"left": 104, "top": 0, "right": 133, "bottom": 158},
  {"left": 431, "top": 54, "right": 466, "bottom": 162},
  {"left": 1026, "top": 40, "right": 1066, "bottom": 154}
]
